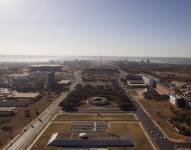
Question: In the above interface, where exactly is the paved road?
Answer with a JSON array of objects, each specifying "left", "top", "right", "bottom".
[
  {"left": 3, "top": 70, "right": 82, "bottom": 150},
  {"left": 118, "top": 68, "right": 191, "bottom": 150},
  {"left": 4, "top": 68, "right": 191, "bottom": 150},
  {"left": 118, "top": 68, "right": 174, "bottom": 150}
]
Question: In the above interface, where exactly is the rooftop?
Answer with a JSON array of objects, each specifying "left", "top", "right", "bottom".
[
  {"left": 29, "top": 64, "right": 62, "bottom": 67},
  {"left": 0, "top": 107, "right": 16, "bottom": 112},
  {"left": 0, "top": 88, "right": 10, "bottom": 94},
  {"left": 58, "top": 80, "right": 71, "bottom": 85},
  {"left": 8, "top": 73, "right": 29, "bottom": 78},
  {"left": 9, "top": 92, "right": 40, "bottom": 98},
  {"left": 48, "top": 132, "right": 134, "bottom": 148}
]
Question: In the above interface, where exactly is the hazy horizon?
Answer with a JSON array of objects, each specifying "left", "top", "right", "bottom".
[
  {"left": 0, "top": 0, "right": 191, "bottom": 57},
  {"left": 1, "top": 54, "right": 191, "bottom": 58}
]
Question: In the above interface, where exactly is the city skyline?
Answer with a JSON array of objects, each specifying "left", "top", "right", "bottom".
[{"left": 0, "top": 0, "right": 191, "bottom": 57}]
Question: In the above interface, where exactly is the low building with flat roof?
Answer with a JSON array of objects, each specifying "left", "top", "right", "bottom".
[
  {"left": 126, "top": 74, "right": 146, "bottom": 87},
  {"left": 47, "top": 132, "right": 134, "bottom": 149},
  {"left": 29, "top": 64, "right": 62, "bottom": 72},
  {"left": 0, "top": 88, "right": 11, "bottom": 97},
  {"left": 127, "top": 80, "right": 146, "bottom": 87},
  {"left": 8, "top": 92, "right": 41, "bottom": 101},
  {"left": 0, "top": 100, "right": 32, "bottom": 107},
  {"left": 58, "top": 80, "right": 71, "bottom": 85},
  {"left": 169, "top": 94, "right": 187, "bottom": 108},
  {"left": 0, "top": 107, "right": 16, "bottom": 116}
]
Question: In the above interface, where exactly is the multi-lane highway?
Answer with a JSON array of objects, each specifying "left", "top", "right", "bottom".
[
  {"left": 3, "top": 70, "right": 82, "bottom": 150},
  {"left": 118, "top": 68, "right": 191, "bottom": 150},
  {"left": 134, "top": 99, "right": 174, "bottom": 150},
  {"left": 118, "top": 68, "right": 174, "bottom": 150}
]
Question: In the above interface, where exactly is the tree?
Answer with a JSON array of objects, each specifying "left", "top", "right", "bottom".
[
  {"left": 119, "top": 102, "right": 136, "bottom": 111},
  {"left": 62, "top": 102, "right": 77, "bottom": 112},
  {"left": 176, "top": 98, "right": 187, "bottom": 108},
  {"left": 1, "top": 125, "right": 12, "bottom": 133},
  {"left": 24, "top": 109, "right": 32, "bottom": 118},
  {"left": 35, "top": 109, "right": 40, "bottom": 116}
]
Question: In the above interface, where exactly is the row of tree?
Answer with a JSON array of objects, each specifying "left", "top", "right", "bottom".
[{"left": 59, "top": 83, "right": 135, "bottom": 112}]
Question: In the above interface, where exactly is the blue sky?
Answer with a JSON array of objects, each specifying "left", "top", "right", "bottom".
[{"left": 0, "top": 0, "right": 191, "bottom": 57}]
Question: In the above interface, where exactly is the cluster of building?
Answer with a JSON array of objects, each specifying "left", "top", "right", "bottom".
[
  {"left": 30, "top": 65, "right": 71, "bottom": 89},
  {"left": 126, "top": 73, "right": 191, "bottom": 108},
  {"left": 1, "top": 64, "right": 72, "bottom": 91},
  {"left": 169, "top": 81, "right": 191, "bottom": 108},
  {"left": 154, "top": 81, "right": 191, "bottom": 108},
  {"left": 171, "top": 81, "right": 191, "bottom": 97},
  {"left": 0, "top": 65, "right": 62, "bottom": 91},
  {"left": 0, "top": 88, "right": 41, "bottom": 116},
  {"left": 0, "top": 64, "right": 72, "bottom": 116}
]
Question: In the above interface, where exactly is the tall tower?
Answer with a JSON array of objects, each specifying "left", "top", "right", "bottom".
[
  {"left": 46, "top": 72, "right": 55, "bottom": 88},
  {"left": 100, "top": 55, "right": 102, "bottom": 66}
]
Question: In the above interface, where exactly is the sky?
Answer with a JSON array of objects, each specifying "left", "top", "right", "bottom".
[{"left": 0, "top": 0, "right": 191, "bottom": 57}]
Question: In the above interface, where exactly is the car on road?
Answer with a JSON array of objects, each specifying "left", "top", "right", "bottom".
[
  {"left": 38, "top": 118, "right": 43, "bottom": 122},
  {"left": 24, "top": 128, "right": 27, "bottom": 132}
]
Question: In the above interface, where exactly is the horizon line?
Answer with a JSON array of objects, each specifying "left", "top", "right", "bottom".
[{"left": 0, "top": 54, "right": 191, "bottom": 59}]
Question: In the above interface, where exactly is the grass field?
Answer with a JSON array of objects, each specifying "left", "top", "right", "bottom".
[
  {"left": 131, "top": 89, "right": 191, "bottom": 142},
  {"left": 30, "top": 113, "right": 154, "bottom": 150},
  {"left": 108, "top": 122, "right": 153, "bottom": 150}
]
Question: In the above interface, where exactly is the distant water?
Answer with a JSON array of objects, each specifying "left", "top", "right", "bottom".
[
  {"left": 0, "top": 55, "right": 191, "bottom": 65},
  {"left": 0, "top": 55, "right": 58, "bottom": 63}
]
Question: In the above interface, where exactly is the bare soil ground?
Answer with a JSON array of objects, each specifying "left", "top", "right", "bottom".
[{"left": 131, "top": 89, "right": 191, "bottom": 142}]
